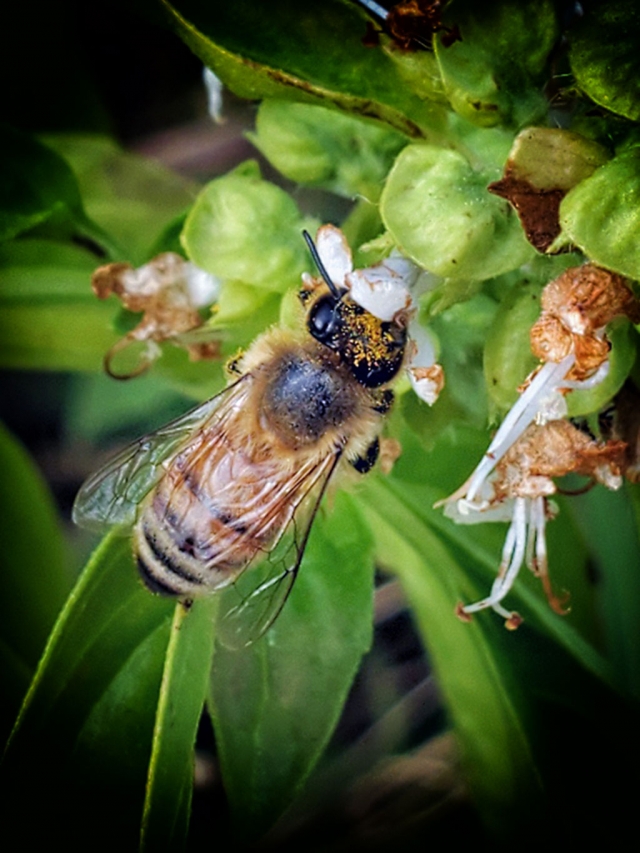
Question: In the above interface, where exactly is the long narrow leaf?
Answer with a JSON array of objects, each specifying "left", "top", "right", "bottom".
[
  {"left": 208, "top": 491, "right": 374, "bottom": 841},
  {"left": 141, "top": 597, "right": 217, "bottom": 852},
  {"left": 1, "top": 533, "right": 175, "bottom": 848}
]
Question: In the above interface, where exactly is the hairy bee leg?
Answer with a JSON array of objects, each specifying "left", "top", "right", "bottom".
[
  {"left": 350, "top": 437, "right": 380, "bottom": 474},
  {"left": 372, "top": 388, "right": 394, "bottom": 416}
]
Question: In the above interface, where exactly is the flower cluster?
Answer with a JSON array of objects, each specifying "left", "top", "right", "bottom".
[
  {"left": 438, "top": 263, "right": 639, "bottom": 627},
  {"left": 305, "top": 225, "right": 445, "bottom": 405},
  {"left": 92, "top": 253, "right": 220, "bottom": 379}
]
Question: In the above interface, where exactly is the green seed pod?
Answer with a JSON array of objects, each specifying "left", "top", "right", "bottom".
[
  {"left": 380, "top": 143, "right": 535, "bottom": 281},
  {"left": 557, "top": 149, "right": 640, "bottom": 280},
  {"left": 484, "top": 283, "right": 541, "bottom": 412},
  {"left": 182, "top": 161, "right": 316, "bottom": 292}
]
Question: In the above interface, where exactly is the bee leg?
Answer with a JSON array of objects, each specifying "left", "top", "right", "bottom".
[
  {"left": 350, "top": 437, "right": 380, "bottom": 475},
  {"left": 225, "top": 350, "right": 245, "bottom": 377},
  {"left": 371, "top": 389, "right": 394, "bottom": 416}
]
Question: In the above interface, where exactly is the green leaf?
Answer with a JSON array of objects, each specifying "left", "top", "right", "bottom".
[
  {"left": 569, "top": 1, "right": 640, "bottom": 122},
  {"left": 43, "top": 134, "right": 196, "bottom": 265},
  {"left": 250, "top": 100, "right": 407, "bottom": 202},
  {"left": 141, "top": 598, "right": 217, "bottom": 852},
  {"left": 380, "top": 144, "right": 535, "bottom": 281},
  {"left": 358, "top": 436, "right": 621, "bottom": 836},
  {"left": 209, "top": 491, "right": 374, "bottom": 840},
  {"left": 434, "top": 0, "right": 557, "bottom": 128},
  {"left": 0, "top": 422, "right": 71, "bottom": 743},
  {"left": 359, "top": 477, "right": 545, "bottom": 836},
  {"left": 161, "top": 0, "right": 447, "bottom": 139},
  {"left": 567, "top": 484, "right": 640, "bottom": 701},
  {"left": 0, "top": 239, "right": 118, "bottom": 371},
  {"left": 557, "top": 148, "right": 640, "bottom": 279},
  {"left": 0, "top": 125, "right": 87, "bottom": 242},
  {"left": 182, "top": 161, "right": 317, "bottom": 292},
  {"left": 2, "top": 534, "right": 175, "bottom": 848}
]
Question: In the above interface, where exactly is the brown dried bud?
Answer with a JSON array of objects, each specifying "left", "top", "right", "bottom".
[
  {"left": 541, "top": 264, "right": 640, "bottom": 334},
  {"left": 530, "top": 314, "right": 574, "bottom": 363}
]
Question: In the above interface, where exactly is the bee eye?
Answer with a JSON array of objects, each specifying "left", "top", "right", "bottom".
[{"left": 308, "top": 295, "right": 341, "bottom": 344}]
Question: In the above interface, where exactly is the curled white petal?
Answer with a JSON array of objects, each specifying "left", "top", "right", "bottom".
[
  {"left": 560, "top": 359, "right": 610, "bottom": 390},
  {"left": 315, "top": 224, "right": 353, "bottom": 288},
  {"left": 407, "top": 320, "right": 437, "bottom": 368},
  {"left": 445, "top": 496, "right": 516, "bottom": 525}
]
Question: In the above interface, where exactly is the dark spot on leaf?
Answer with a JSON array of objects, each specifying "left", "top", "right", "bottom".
[{"left": 488, "top": 172, "right": 565, "bottom": 252}]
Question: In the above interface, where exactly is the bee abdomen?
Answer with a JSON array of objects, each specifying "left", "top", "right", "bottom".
[{"left": 133, "top": 491, "right": 269, "bottom": 597}]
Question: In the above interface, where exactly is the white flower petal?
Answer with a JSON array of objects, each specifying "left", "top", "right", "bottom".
[
  {"left": 315, "top": 224, "right": 353, "bottom": 288},
  {"left": 184, "top": 264, "right": 220, "bottom": 308},
  {"left": 347, "top": 269, "right": 413, "bottom": 320}
]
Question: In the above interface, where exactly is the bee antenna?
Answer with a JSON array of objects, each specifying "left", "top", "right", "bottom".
[{"left": 302, "top": 230, "right": 343, "bottom": 300}]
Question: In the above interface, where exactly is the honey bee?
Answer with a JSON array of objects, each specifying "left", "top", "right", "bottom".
[{"left": 73, "top": 231, "right": 408, "bottom": 646}]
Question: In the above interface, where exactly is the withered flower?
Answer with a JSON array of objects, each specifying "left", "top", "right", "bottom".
[
  {"left": 442, "top": 419, "right": 626, "bottom": 628},
  {"left": 438, "top": 263, "right": 639, "bottom": 626},
  {"left": 92, "top": 252, "right": 220, "bottom": 379}
]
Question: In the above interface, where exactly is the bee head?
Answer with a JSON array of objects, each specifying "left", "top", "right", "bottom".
[{"left": 303, "top": 231, "right": 407, "bottom": 388}]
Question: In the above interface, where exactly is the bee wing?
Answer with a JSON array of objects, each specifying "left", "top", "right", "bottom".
[
  {"left": 72, "top": 377, "right": 250, "bottom": 532},
  {"left": 216, "top": 449, "right": 343, "bottom": 649}
]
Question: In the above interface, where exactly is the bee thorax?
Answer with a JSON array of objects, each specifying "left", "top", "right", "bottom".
[{"left": 261, "top": 353, "right": 356, "bottom": 447}]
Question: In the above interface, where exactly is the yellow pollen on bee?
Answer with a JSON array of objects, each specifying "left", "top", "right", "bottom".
[{"left": 345, "top": 306, "right": 393, "bottom": 365}]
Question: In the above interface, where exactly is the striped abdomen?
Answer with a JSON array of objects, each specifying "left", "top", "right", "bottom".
[{"left": 132, "top": 429, "right": 315, "bottom": 598}]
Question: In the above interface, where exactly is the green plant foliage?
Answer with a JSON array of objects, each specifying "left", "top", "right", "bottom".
[
  {"left": 2, "top": 535, "right": 176, "bottom": 848},
  {"left": 435, "top": 0, "right": 558, "bottom": 128},
  {"left": 557, "top": 148, "right": 640, "bottom": 279},
  {"left": 182, "top": 161, "right": 318, "bottom": 292},
  {"left": 160, "top": 0, "right": 446, "bottom": 138},
  {"left": 3, "top": 1, "right": 640, "bottom": 849},
  {"left": 0, "top": 125, "right": 90, "bottom": 243},
  {"left": 43, "top": 134, "right": 197, "bottom": 265},
  {"left": 0, "top": 239, "right": 119, "bottom": 371},
  {"left": 210, "top": 491, "right": 374, "bottom": 839},
  {"left": 141, "top": 598, "right": 217, "bottom": 852},
  {"left": 250, "top": 100, "right": 408, "bottom": 201},
  {"left": 0, "top": 423, "right": 71, "bottom": 742},
  {"left": 569, "top": 0, "right": 640, "bottom": 122}
]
